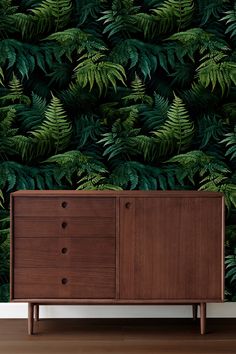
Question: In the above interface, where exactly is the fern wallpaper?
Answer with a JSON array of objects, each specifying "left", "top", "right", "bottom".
[{"left": 0, "top": 0, "right": 236, "bottom": 302}]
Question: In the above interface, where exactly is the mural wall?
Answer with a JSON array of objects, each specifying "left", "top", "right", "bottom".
[{"left": 0, "top": 0, "right": 236, "bottom": 302}]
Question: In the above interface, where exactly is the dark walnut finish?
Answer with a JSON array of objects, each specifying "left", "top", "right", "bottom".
[{"left": 10, "top": 191, "right": 225, "bottom": 335}]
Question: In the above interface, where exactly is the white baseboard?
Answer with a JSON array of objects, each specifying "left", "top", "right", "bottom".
[{"left": 0, "top": 303, "right": 235, "bottom": 319}]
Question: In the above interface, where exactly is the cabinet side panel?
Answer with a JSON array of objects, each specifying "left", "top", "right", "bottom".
[{"left": 10, "top": 194, "right": 14, "bottom": 301}]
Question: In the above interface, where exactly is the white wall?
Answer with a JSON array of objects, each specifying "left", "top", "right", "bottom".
[{"left": 0, "top": 303, "right": 235, "bottom": 318}]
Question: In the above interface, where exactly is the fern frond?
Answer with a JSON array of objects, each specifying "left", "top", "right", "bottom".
[
  {"left": 0, "top": 75, "right": 30, "bottom": 105},
  {"left": 15, "top": 94, "right": 72, "bottom": 160},
  {"left": 0, "top": 68, "right": 4, "bottom": 86},
  {"left": 0, "top": 0, "right": 18, "bottom": 39},
  {"left": 198, "top": 115, "right": 227, "bottom": 148},
  {"left": 74, "top": 114, "right": 103, "bottom": 149},
  {"left": 0, "top": 160, "right": 69, "bottom": 191},
  {"left": 167, "top": 28, "right": 229, "bottom": 57},
  {"left": 45, "top": 28, "right": 107, "bottom": 60},
  {"left": 153, "top": 94, "right": 194, "bottom": 156},
  {"left": 76, "top": 0, "right": 104, "bottom": 25},
  {"left": 99, "top": 107, "right": 140, "bottom": 160},
  {"left": 32, "top": 94, "right": 72, "bottom": 154},
  {"left": 200, "top": 174, "right": 236, "bottom": 211},
  {"left": 197, "top": 51, "right": 236, "bottom": 95},
  {"left": 221, "top": 5, "right": 236, "bottom": 39},
  {"left": 109, "top": 160, "right": 184, "bottom": 190},
  {"left": 122, "top": 75, "right": 153, "bottom": 104},
  {"left": 134, "top": 0, "right": 194, "bottom": 38},
  {"left": 197, "top": 0, "right": 231, "bottom": 26},
  {"left": 98, "top": 0, "right": 140, "bottom": 38},
  {"left": 0, "top": 39, "right": 63, "bottom": 78},
  {"left": 141, "top": 93, "right": 169, "bottom": 132},
  {"left": 15, "top": 0, "right": 72, "bottom": 37},
  {"left": 181, "top": 82, "right": 218, "bottom": 110},
  {"left": 17, "top": 93, "right": 46, "bottom": 131},
  {"left": 77, "top": 173, "right": 122, "bottom": 191},
  {"left": 109, "top": 160, "right": 157, "bottom": 189},
  {"left": 74, "top": 52, "right": 126, "bottom": 96},
  {"left": 44, "top": 150, "right": 107, "bottom": 185},
  {"left": 167, "top": 150, "right": 230, "bottom": 184},
  {"left": 0, "top": 107, "right": 19, "bottom": 156},
  {"left": 0, "top": 191, "right": 3, "bottom": 208},
  {"left": 221, "top": 127, "right": 236, "bottom": 160}
]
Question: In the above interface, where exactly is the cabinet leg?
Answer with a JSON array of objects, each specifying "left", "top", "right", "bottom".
[
  {"left": 192, "top": 304, "right": 198, "bottom": 321},
  {"left": 28, "top": 303, "right": 34, "bottom": 335},
  {"left": 34, "top": 304, "right": 39, "bottom": 322},
  {"left": 200, "top": 302, "right": 206, "bottom": 335}
]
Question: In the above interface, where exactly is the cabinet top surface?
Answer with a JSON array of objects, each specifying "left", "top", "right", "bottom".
[{"left": 11, "top": 190, "right": 223, "bottom": 198}]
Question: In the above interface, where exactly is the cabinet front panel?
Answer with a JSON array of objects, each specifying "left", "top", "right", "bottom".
[
  {"left": 13, "top": 267, "right": 115, "bottom": 299},
  {"left": 14, "top": 238, "right": 115, "bottom": 268},
  {"left": 14, "top": 217, "right": 115, "bottom": 238},
  {"left": 13, "top": 197, "right": 115, "bottom": 217},
  {"left": 120, "top": 197, "right": 223, "bottom": 301}
]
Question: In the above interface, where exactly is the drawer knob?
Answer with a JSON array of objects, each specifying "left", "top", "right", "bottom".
[
  {"left": 61, "top": 222, "right": 67, "bottom": 229},
  {"left": 61, "top": 278, "right": 68, "bottom": 285},
  {"left": 125, "top": 202, "right": 131, "bottom": 209},
  {"left": 61, "top": 201, "right": 68, "bottom": 208},
  {"left": 61, "top": 247, "right": 68, "bottom": 254}
]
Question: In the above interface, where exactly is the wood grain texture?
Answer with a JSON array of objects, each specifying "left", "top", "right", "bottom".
[
  {"left": 14, "top": 197, "right": 115, "bottom": 217},
  {"left": 14, "top": 237, "right": 115, "bottom": 268},
  {"left": 12, "top": 190, "right": 223, "bottom": 197},
  {"left": 120, "top": 197, "right": 223, "bottom": 301},
  {"left": 14, "top": 217, "right": 115, "bottom": 238},
  {"left": 14, "top": 267, "right": 115, "bottom": 299}
]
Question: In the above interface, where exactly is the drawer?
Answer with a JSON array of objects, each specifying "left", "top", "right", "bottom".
[
  {"left": 13, "top": 267, "right": 115, "bottom": 299},
  {"left": 13, "top": 197, "right": 115, "bottom": 217},
  {"left": 14, "top": 238, "right": 115, "bottom": 268},
  {"left": 14, "top": 217, "right": 115, "bottom": 237}
]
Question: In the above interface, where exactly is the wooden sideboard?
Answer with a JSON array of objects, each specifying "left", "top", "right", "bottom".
[{"left": 10, "top": 190, "right": 225, "bottom": 335}]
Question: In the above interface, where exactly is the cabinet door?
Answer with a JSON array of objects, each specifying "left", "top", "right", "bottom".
[{"left": 120, "top": 197, "right": 224, "bottom": 301}]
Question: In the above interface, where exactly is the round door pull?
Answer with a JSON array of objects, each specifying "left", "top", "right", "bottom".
[
  {"left": 61, "top": 201, "right": 68, "bottom": 208},
  {"left": 125, "top": 202, "right": 131, "bottom": 209},
  {"left": 61, "top": 278, "right": 68, "bottom": 285},
  {"left": 61, "top": 247, "right": 68, "bottom": 254},
  {"left": 61, "top": 222, "right": 67, "bottom": 229}
]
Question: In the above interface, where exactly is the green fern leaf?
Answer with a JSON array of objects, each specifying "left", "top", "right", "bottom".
[
  {"left": 0, "top": 68, "right": 4, "bottom": 86},
  {"left": 32, "top": 94, "right": 72, "bottom": 154},
  {"left": 76, "top": 0, "right": 104, "bottom": 25},
  {"left": 74, "top": 52, "right": 126, "bottom": 96},
  {"left": 122, "top": 75, "right": 153, "bottom": 104},
  {"left": 17, "top": 93, "right": 46, "bottom": 131},
  {"left": 141, "top": 93, "right": 169, "bottom": 132},
  {"left": 134, "top": 0, "right": 194, "bottom": 38},
  {"left": 221, "top": 127, "right": 236, "bottom": 160},
  {"left": 0, "top": 74, "right": 30, "bottom": 105},
  {"left": 153, "top": 94, "right": 194, "bottom": 156},
  {"left": 98, "top": 0, "right": 140, "bottom": 38},
  {"left": 197, "top": 51, "right": 236, "bottom": 95},
  {"left": 221, "top": 5, "right": 236, "bottom": 39},
  {"left": 198, "top": 0, "right": 231, "bottom": 26},
  {"left": 45, "top": 28, "right": 107, "bottom": 61}
]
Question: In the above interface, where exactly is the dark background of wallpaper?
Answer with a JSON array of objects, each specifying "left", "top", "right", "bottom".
[{"left": 0, "top": 0, "right": 236, "bottom": 302}]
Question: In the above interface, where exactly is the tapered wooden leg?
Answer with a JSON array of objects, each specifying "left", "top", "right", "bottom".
[
  {"left": 192, "top": 304, "right": 198, "bottom": 321},
  {"left": 200, "top": 302, "right": 206, "bottom": 335},
  {"left": 34, "top": 304, "right": 39, "bottom": 321},
  {"left": 28, "top": 303, "right": 34, "bottom": 335}
]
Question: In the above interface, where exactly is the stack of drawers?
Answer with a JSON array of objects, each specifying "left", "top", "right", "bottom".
[{"left": 13, "top": 196, "right": 116, "bottom": 299}]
